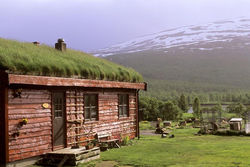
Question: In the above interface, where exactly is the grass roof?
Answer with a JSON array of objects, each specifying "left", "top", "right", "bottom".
[{"left": 0, "top": 38, "right": 143, "bottom": 83}]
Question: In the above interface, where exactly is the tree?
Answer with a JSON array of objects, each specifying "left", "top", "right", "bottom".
[
  {"left": 243, "top": 106, "right": 250, "bottom": 124},
  {"left": 226, "top": 102, "right": 248, "bottom": 123},
  {"left": 227, "top": 103, "right": 245, "bottom": 117},
  {"left": 192, "top": 97, "right": 201, "bottom": 119},
  {"left": 162, "top": 101, "right": 183, "bottom": 121},
  {"left": 211, "top": 103, "right": 223, "bottom": 122},
  {"left": 139, "top": 96, "right": 161, "bottom": 121},
  {"left": 178, "top": 94, "right": 188, "bottom": 112},
  {"left": 187, "top": 96, "right": 191, "bottom": 105}
]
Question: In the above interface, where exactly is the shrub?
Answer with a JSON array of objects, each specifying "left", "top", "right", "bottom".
[
  {"left": 121, "top": 135, "right": 131, "bottom": 146},
  {"left": 213, "top": 130, "right": 246, "bottom": 136}
]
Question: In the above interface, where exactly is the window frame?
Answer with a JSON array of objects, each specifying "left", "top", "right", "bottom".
[
  {"left": 118, "top": 94, "right": 129, "bottom": 117},
  {"left": 84, "top": 94, "right": 98, "bottom": 121}
]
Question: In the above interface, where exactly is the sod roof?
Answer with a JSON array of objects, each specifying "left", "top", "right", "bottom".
[{"left": 0, "top": 38, "right": 143, "bottom": 83}]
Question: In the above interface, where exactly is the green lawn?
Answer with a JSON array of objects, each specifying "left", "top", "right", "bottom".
[
  {"left": 182, "top": 113, "right": 193, "bottom": 119},
  {"left": 31, "top": 121, "right": 250, "bottom": 167},
  {"left": 97, "top": 128, "right": 250, "bottom": 167}
]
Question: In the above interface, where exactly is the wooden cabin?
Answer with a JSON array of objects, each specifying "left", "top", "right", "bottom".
[{"left": 0, "top": 38, "right": 146, "bottom": 166}]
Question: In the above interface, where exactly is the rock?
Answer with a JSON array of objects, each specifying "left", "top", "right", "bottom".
[
  {"left": 169, "top": 134, "right": 175, "bottom": 138},
  {"left": 186, "top": 118, "right": 193, "bottom": 123},
  {"left": 162, "top": 131, "right": 169, "bottom": 135},
  {"left": 179, "top": 121, "right": 186, "bottom": 126},
  {"left": 155, "top": 128, "right": 162, "bottom": 134},
  {"left": 161, "top": 133, "right": 167, "bottom": 138},
  {"left": 163, "top": 121, "right": 172, "bottom": 127},
  {"left": 210, "top": 122, "right": 219, "bottom": 131}
]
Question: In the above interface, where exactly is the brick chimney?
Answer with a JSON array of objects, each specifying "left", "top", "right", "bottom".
[{"left": 55, "top": 38, "right": 66, "bottom": 51}]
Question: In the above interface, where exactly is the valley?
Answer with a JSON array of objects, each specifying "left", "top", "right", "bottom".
[{"left": 93, "top": 18, "right": 250, "bottom": 103}]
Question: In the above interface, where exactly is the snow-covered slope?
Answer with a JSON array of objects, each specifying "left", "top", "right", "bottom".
[{"left": 93, "top": 18, "right": 250, "bottom": 56}]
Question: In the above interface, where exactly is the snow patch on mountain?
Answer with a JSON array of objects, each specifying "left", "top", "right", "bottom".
[{"left": 93, "top": 18, "right": 250, "bottom": 56}]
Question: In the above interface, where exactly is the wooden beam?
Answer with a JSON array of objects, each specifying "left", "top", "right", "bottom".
[
  {"left": 0, "top": 71, "right": 9, "bottom": 165},
  {"left": 8, "top": 74, "right": 146, "bottom": 90},
  {"left": 136, "top": 90, "right": 140, "bottom": 139}
]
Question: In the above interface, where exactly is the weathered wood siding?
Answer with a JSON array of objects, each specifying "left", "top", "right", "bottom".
[
  {"left": 8, "top": 89, "right": 52, "bottom": 162},
  {"left": 7, "top": 88, "right": 138, "bottom": 162},
  {"left": 66, "top": 89, "right": 137, "bottom": 147}
]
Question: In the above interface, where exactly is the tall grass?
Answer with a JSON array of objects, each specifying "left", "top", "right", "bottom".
[{"left": 0, "top": 38, "right": 143, "bottom": 82}]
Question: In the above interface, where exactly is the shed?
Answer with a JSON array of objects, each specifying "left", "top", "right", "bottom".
[
  {"left": 229, "top": 118, "right": 243, "bottom": 131},
  {"left": 0, "top": 38, "right": 146, "bottom": 166},
  {"left": 163, "top": 121, "right": 171, "bottom": 127}
]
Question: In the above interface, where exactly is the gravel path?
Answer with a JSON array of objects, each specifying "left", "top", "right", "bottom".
[{"left": 140, "top": 130, "right": 159, "bottom": 136}]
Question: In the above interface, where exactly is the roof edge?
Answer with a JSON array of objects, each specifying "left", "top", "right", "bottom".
[{"left": 8, "top": 74, "right": 146, "bottom": 90}]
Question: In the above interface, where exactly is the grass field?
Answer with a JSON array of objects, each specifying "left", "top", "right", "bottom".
[
  {"left": 97, "top": 128, "right": 250, "bottom": 167},
  {"left": 30, "top": 123, "right": 250, "bottom": 167}
]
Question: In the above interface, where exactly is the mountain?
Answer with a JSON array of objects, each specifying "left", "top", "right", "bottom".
[
  {"left": 93, "top": 18, "right": 250, "bottom": 102},
  {"left": 94, "top": 18, "right": 250, "bottom": 56}
]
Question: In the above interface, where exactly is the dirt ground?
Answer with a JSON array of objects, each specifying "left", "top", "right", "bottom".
[{"left": 140, "top": 130, "right": 158, "bottom": 136}]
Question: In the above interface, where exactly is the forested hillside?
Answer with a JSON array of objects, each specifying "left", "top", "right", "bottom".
[
  {"left": 94, "top": 19, "right": 250, "bottom": 103},
  {"left": 105, "top": 43, "right": 250, "bottom": 103}
]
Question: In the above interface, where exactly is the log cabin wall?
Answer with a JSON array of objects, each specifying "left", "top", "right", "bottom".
[
  {"left": 8, "top": 89, "right": 52, "bottom": 162},
  {"left": 7, "top": 87, "right": 138, "bottom": 162},
  {"left": 66, "top": 89, "right": 137, "bottom": 147}
]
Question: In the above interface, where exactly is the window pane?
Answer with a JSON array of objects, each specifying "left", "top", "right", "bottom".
[
  {"left": 118, "top": 94, "right": 129, "bottom": 117},
  {"left": 84, "top": 94, "right": 98, "bottom": 120},
  {"left": 54, "top": 95, "right": 63, "bottom": 118},
  {"left": 90, "top": 95, "right": 97, "bottom": 106},
  {"left": 119, "top": 106, "right": 122, "bottom": 115},
  {"left": 121, "top": 106, "right": 124, "bottom": 116},
  {"left": 85, "top": 108, "right": 90, "bottom": 119},
  {"left": 91, "top": 107, "right": 97, "bottom": 118},
  {"left": 59, "top": 111, "right": 62, "bottom": 117},
  {"left": 123, "top": 106, "right": 127, "bottom": 116},
  {"left": 119, "top": 95, "right": 122, "bottom": 105},
  {"left": 84, "top": 96, "right": 89, "bottom": 106},
  {"left": 124, "top": 95, "right": 128, "bottom": 104}
]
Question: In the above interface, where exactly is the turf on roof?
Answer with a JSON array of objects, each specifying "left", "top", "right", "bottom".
[{"left": 0, "top": 38, "right": 143, "bottom": 83}]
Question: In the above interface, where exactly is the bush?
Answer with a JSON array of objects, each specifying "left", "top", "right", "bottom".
[
  {"left": 213, "top": 130, "right": 246, "bottom": 136},
  {"left": 198, "top": 126, "right": 209, "bottom": 135},
  {"left": 121, "top": 136, "right": 131, "bottom": 146},
  {"left": 139, "top": 96, "right": 183, "bottom": 121}
]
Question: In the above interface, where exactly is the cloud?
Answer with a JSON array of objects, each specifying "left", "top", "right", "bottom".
[{"left": 2, "top": 0, "right": 250, "bottom": 51}]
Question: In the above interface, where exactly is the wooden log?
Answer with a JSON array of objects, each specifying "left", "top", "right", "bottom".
[{"left": 8, "top": 74, "right": 146, "bottom": 90}]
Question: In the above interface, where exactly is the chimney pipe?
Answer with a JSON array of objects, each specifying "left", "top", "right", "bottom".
[
  {"left": 32, "top": 41, "right": 40, "bottom": 46},
  {"left": 55, "top": 38, "right": 66, "bottom": 51}
]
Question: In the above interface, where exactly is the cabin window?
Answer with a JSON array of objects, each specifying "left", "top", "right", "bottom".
[
  {"left": 118, "top": 94, "right": 129, "bottom": 117},
  {"left": 84, "top": 94, "right": 98, "bottom": 121}
]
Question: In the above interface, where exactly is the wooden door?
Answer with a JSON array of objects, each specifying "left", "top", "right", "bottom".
[{"left": 52, "top": 92, "right": 65, "bottom": 150}]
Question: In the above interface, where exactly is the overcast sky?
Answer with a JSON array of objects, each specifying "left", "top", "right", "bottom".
[{"left": 1, "top": 0, "right": 250, "bottom": 52}]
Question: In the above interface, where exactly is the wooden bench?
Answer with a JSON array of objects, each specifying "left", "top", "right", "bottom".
[{"left": 96, "top": 133, "right": 120, "bottom": 148}]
